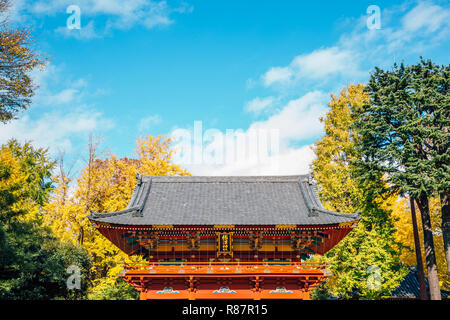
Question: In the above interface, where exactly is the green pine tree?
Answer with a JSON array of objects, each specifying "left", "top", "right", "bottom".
[
  {"left": 0, "top": 140, "right": 92, "bottom": 299},
  {"left": 311, "top": 84, "right": 407, "bottom": 299},
  {"left": 353, "top": 58, "right": 449, "bottom": 299}
]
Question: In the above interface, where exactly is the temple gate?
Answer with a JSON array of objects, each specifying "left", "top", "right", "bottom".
[{"left": 89, "top": 175, "right": 359, "bottom": 300}]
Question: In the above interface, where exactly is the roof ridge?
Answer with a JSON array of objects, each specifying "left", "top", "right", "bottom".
[{"left": 139, "top": 174, "right": 309, "bottom": 183}]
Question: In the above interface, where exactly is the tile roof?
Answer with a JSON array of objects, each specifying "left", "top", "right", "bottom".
[
  {"left": 390, "top": 268, "right": 424, "bottom": 299},
  {"left": 390, "top": 266, "right": 450, "bottom": 299},
  {"left": 88, "top": 174, "right": 361, "bottom": 226}
]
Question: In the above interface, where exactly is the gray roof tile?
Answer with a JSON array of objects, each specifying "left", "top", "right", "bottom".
[{"left": 89, "top": 174, "right": 360, "bottom": 226}]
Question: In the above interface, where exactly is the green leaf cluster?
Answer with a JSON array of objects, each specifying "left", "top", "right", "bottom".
[
  {"left": 353, "top": 58, "right": 449, "bottom": 198},
  {"left": 311, "top": 84, "right": 407, "bottom": 299},
  {"left": 0, "top": 139, "right": 92, "bottom": 300}
]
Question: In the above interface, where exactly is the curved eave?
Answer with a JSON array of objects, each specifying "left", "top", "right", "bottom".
[
  {"left": 298, "top": 177, "right": 361, "bottom": 219},
  {"left": 88, "top": 173, "right": 151, "bottom": 223},
  {"left": 88, "top": 213, "right": 361, "bottom": 227},
  {"left": 89, "top": 221, "right": 361, "bottom": 231}
]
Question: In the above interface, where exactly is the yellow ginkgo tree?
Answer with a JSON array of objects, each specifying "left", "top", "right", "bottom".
[
  {"left": 311, "top": 84, "right": 408, "bottom": 299},
  {"left": 43, "top": 135, "right": 190, "bottom": 299},
  {"left": 392, "top": 197, "right": 449, "bottom": 290}
]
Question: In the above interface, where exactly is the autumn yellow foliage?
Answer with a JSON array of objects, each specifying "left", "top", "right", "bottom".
[
  {"left": 0, "top": 142, "right": 51, "bottom": 222},
  {"left": 43, "top": 135, "right": 190, "bottom": 298},
  {"left": 312, "top": 84, "right": 448, "bottom": 298},
  {"left": 312, "top": 84, "right": 368, "bottom": 213},
  {"left": 392, "top": 197, "right": 449, "bottom": 290},
  {"left": 311, "top": 84, "right": 408, "bottom": 298}
]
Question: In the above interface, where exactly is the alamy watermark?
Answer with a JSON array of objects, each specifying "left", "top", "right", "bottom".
[
  {"left": 171, "top": 121, "right": 280, "bottom": 169},
  {"left": 66, "top": 5, "right": 81, "bottom": 30},
  {"left": 66, "top": 265, "right": 81, "bottom": 290},
  {"left": 366, "top": 5, "right": 381, "bottom": 30},
  {"left": 367, "top": 265, "right": 381, "bottom": 290}
]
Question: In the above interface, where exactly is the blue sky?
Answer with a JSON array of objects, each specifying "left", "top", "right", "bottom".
[{"left": 1, "top": 0, "right": 449, "bottom": 176}]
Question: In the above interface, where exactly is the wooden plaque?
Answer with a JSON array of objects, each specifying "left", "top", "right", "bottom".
[{"left": 216, "top": 232, "right": 233, "bottom": 257}]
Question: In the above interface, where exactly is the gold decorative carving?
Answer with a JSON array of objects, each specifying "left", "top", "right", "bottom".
[
  {"left": 275, "top": 224, "right": 297, "bottom": 229},
  {"left": 214, "top": 225, "right": 235, "bottom": 229},
  {"left": 152, "top": 225, "right": 173, "bottom": 229}
]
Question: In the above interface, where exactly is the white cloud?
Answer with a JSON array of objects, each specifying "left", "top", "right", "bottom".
[
  {"left": 31, "top": 0, "right": 171, "bottom": 17},
  {"left": 216, "top": 2, "right": 450, "bottom": 177},
  {"left": 382, "top": 2, "right": 450, "bottom": 52},
  {"left": 139, "top": 114, "right": 162, "bottom": 131},
  {"left": 263, "top": 67, "right": 293, "bottom": 86},
  {"left": 342, "top": 2, "right": 450, "bottom": 60},
  {"left": 402, "top": 2, "right": 450, "bottom": 33},
  {"left": 249, "top": 91, "right": 328, "bottom": 143},
  {"left": 172, "top": 1, "right": 450, "bottom": 177},
  {"left": 55, "top": 20, "right": 100, "bottom": 40},
  {"left": 4, "top": 63, "right": 113, "bottom": 158},
  {"left": 244, "top": 96, "right": 276, "bottom": 114},
  {"left": 30, "top": 64, "right": 88, "bottom": 106},
  {"left": 172, "top": 91, "right": 327, "bottom": 176},
  {"left": 291, "top": 47, "right": 360, "bottom": 80},
  {"left": 0, "top": 109, "right": 115, "bottom": 154},
  {"left": 260, "top": 2, "right": 450, "bottom": 90},
  {"left": 262, "top": 47, "right": 365, "bottom": 88},
  {"left": 190, "top": 144, "right": 315, "bottom": 176},
  {"left": 17, "top": 0, "right": 193, "bottom": 38},
  {"left": 44, "top": 88, "right": 79, "bottom": 105}
]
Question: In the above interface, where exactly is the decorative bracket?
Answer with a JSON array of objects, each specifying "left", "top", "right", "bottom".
[
  {"left": 186, "top": 231, "right": 201, "bottom": 250},
  {"left": 133, "top": 230, "right": 159, "bottom": 250},
  {"left": 249, "top": 231, "right": 264, "bottom": 251}
]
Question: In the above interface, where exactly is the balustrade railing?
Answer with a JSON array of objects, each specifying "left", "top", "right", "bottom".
[{"left": 122, "top": 261, "right": 327, "bottom": 275}]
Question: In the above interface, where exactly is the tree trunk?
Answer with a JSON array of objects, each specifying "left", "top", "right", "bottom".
[
  {"left": 410, "top": 197, "right": 428, "bottom": 300},
  {"left": 416, "top": 194, "right": 441, "bottom": 300},
  {"left": 440, "top": 191, "right": 450, "bottom": 280},
  {"left": 77, "top": 226, "right": 84, "bottom": 246}
]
